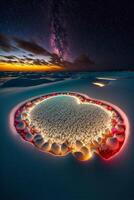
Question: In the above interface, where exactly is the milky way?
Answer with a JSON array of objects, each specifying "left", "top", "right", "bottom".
[{"left": 49, "top": 0, "right": 69, "bottom": 60}]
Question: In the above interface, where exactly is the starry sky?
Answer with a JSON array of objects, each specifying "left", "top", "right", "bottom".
[{"left": 0, "top": 0, "right": 134, "bottom": 71}]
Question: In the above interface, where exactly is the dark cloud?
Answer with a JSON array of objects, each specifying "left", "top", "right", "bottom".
[
  {"left": 0, "top": 52, "right": 97, "bottom": 71},
  {"left": 0, "top": 34, "right": 96, "bottom": 71},
  {"left": 64, "top": 54, "right": 96, "bottom": 71},
  {"left": 14, "top": 38, "right": 51, "bottom": 56},
  {"left": 2, "top": 55, "right": 17, "bottom": 60},
  {"left": 0, "top": 34, "right": 13, "bottom": 52},
  {"left": 33, "top": 59, "right": 48, "bottom": 65},
  {"left": 74, "top": 54, "right": 95, "bottom": 65},
  {"left": 0, "top": 54, "right": 50, "bottom": 66},
  {"left": 0, "top": 34, "right": 98, "bottom": 71},
  {"left": 28, "top": 53, "right": 34, "bottom": 57}
]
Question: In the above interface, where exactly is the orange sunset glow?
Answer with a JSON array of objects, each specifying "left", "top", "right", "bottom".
[{"left": 0, "top": 62, "right": 65, "bottom": 72}]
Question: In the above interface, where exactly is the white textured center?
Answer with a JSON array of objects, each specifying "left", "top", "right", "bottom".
[{"left": 29, "top": 95, "right": 112, "bottom": 144}]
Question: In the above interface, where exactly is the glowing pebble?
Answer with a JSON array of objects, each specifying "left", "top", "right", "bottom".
[
  {"left": 33, "top": 135, "right": 44, "bottom": 147},
  {"left": 80, "top": 146, "right": 89, "bottom": 155},
  {"left": 41, "top": 142, "right": 51, "bottom": 152},
  {"left": 34, "top": 138, "right": 44, "bottom": 148},
  {"left": 61, "top": 143, "right": 68, "bottom": 155},
  {"left": 25, "top": 133, "right": 33, "bottom": 141},
  {"left": 16, "top": 121, "right": 25, "bottom": 130},
  {"left": 80, "top": 146, "right": 92, "bottom": 161},
  {"left": 33, "top": 134, "right": 43, "bottom": 142},
  {"left": 51, "top": 143, "right": 61, "bottom": 155}
]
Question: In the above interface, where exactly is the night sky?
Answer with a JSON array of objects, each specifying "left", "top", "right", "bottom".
[{"left": 0, "top": 0, "right": 134, "bottom": 70}]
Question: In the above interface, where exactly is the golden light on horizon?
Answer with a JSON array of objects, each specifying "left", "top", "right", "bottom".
[{"left": 0, "top": 62, "right": 65, "bottom": 72}]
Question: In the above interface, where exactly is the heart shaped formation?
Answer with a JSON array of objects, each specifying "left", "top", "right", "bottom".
[{"left": 13, "top": 92, "right": 129, "bottom": 162}]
